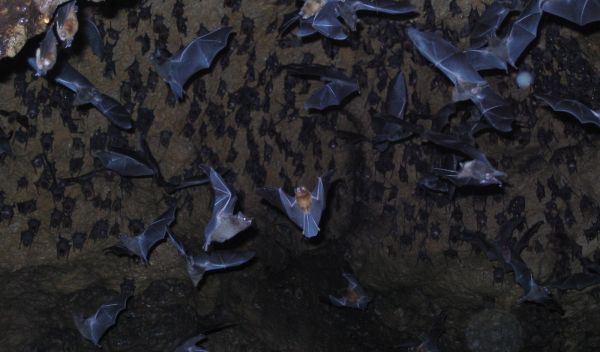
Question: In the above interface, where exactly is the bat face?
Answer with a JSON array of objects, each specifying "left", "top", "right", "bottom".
[
  {"left": 34, "top": 30, "right": 58, "bottom": 76},
  {"left": 56, "top": 1, "right": 79, "bottom": 47},
  {"left": 295, "top": 186, "right": 312, "bottom": 212}
]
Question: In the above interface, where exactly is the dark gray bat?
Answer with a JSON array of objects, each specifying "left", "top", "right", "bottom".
[
  {"left": 536, "top": 94, "right": 600, "bottom": 127},
  {"left": 287, "top": 64, "right": 359, "bottom": 111},
  {"left": 55, "top": 0, "right": 78, "bottom": 47},
  {"left": 167, "top": 231, "right": 255, "bottom": 287},
  {"left": 74, "top": 293, "right": 130, "bottom": 347},
  {"left": 201, "top": 167, "right": 252, "bottom": 251},
  {"left": 175, "top": 333, "right": 208, "bottom": 352},
  {"left": 469, "top": 0, "right": 520, "bottom": 48},
  {"left": 258, "top": 171, "right": 333, "bottom": 238},
  {"left": 285, "top": 0, "right": 416, "bottom": 40},
  {"left": 80, "top": 15, "right": 104, "bottom": 58},
  {"left": 422, "top": 130, "right": 492, "bottom": 165},
  {"left": 31, "top": 28, "right": 58, "bottom": 76},
  {"left": 117, "top": 205, "right": 177, "bottom": 264},
  {"left": 151, "top": 27, "right": 233, "bottom": 99},
  {"left": 407, "top": 28, "right": 513, "bottom": 132},
  {"left": 542, "top": 0, "right": 600, "bottom": 26},
  {"left": 465, "top": 0, "right": 543, "bottom": 71},
  {"left": 329, "top": 272, "right": 372, "bottom": 309},
  {"left": 92, "top": 148, "right": 156, "bottom": 177},
  {"left": 386, "top": 71, "right": 407, "bottom": 119},
  {"left": 548, "top": 272, "right": 600, "bottom": 291}
]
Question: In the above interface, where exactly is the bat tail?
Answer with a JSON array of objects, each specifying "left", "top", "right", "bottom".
[{"left": 303, "top": 213, "right": 320, "bottom": 238}]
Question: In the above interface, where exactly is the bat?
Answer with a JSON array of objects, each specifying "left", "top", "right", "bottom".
[
  {"left": 257, "top": 171, "right": 333, "bottom": 238},
  {"left": 542, "top": 0, "right": 600, "bottom": 26},
  {"left": 167, "top": 231, "right": 254, "bottom": 287},
  {"left": 73, "top": 293, "right": 131, "bottom": 347},
  {"left": 286, "top": 64, "right": 359, "bottom": 111},
  {"left": 547, "top": 272, "right": 600, "bottom": 291},
  {"left": 285, "top": 0, "right": 416, "bottom": 40},
  {"left": 164, "top": 176, "right": 210, "bottom": 194},
  {"left": 417, "top": 174, "right": 453, "bottom": 194},
  {"left": 422, "top": 130, "right": 492, "bottom": 165},
  {"left": 92, "top": 148, "right": 156, "bottom": 177},
  {"left": 434, "top": 159, "right": 506, "bottom": 187},
  {"left": 536, "top": 94, "right": 600, "bottom": 128},
  {"left": 469, "top": 0, "right": 518, "bottom": 48},
  {"left": 329, "top": 272, "right": 372, "bottom": 309},
  {"left": 116, "top": 205, "right": 177, "bottom": 264},
  {"left": 80, "top": 15, "right": 104, "bottom": 58},
  {"left": 464, "top": 0, "right": 543, "bottom": 70},
  {"left": 175, "top": 333, "right": 208, "bottom": 352},
  {"left": 407, "top": 28, "right": 513, "bottom": 132},
  {"left": 201, "top": 167, "right": 253, "bottom": 251},
  {"left": 373, "top": 118, "right": 416, "bottom": 151},
  {"left": 32, "top": 28, "right": 58, "bottom": 76},
  {"left": 151, "top": 27, "right": 233, "bottom": 99},
  {"left": 55, "top": 0, "right": 79, "bottom": 47},
  {"left": 385, "top": 71, "right": 407, "bottom": 119}
]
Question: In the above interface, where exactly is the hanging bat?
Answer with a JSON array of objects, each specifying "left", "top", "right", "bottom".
[
  {"left": 175, "top": 333, "right": 208, "bottom": 352},
  {"left": 151, "top": 27, "right": 233, "bottom": 100},
  {"left": 116, "top": 205, "right": 177, "bottom": 264},
  {"left": 464, "top": 0, "right": 543, "bottom": 70},
  {"left": 55, "top": 0, "right": 79, "bottom": 47},
  {"left": 407, "top": 28, "right": 513, "bottom": 132},
  {"left": 201, "top": 167, "right": 252, "bottom": 251},
  {"left": 31, "top": 28, "right": 58, "bottom": 76},
  {"left": 469, "top": 0, "right": 518, "bottom": 48},
  {"left": 73, "top": 293, "right": 131, "bottom": 347},
  {"left": 286, "top": 64, "right": 359, "bottom": 111},
  {"left": 167, "top": 230, "right": 255, "bottom": 287},
  {"left": 536, "top": 94, "right": 600, "bottom": 128},
  {"left": 542, "top": 0, "right": 600, "bottom": 26},
  {"left": 329, "top": 272, "right": 372, "bottom": 309},
  {"left": 80, "top": 15, "right": 104, "bottom": 58},
  {"left": 257, "top": 171, "right": 333, "bottom": 238}
]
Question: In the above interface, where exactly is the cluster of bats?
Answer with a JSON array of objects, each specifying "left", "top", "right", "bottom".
[{"left": 10, "top": 0, "right": 600, "bottom": 349}]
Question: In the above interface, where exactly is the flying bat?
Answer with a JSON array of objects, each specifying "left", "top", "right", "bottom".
[
  {"left": 434, "top": 159, "right": 506, "bottom": 187},
  {"left": 542, "top": 0, "right": 600, "bottom": 26},
  {"left": 536, "top": 94, "right": 600, "bottom": 128},
  {"left": 201, "top": 167, "right": 252, "bottom": 251},
  {"left": 93, "top": 148, "right": 156, "bottom": 177},
  {"left": 282, "top": 0, "right": 416, "bottom": 40},
  {"left": 151, "top": 27, "right": 233, "bottom": 99},
  {"left": 168, "top": 230, "right": 254, "bottom": 287},
  {"left": 287, "top": 64, "right": 359, "bottom": 111},
  {"left": 164, "top": 176, "right": 210, "bottom": 194},
  {"left": 73, "top": 293, "right": 131, "bottom": 347},
  {"left": 32, "top": 28, "right": 58, "bottom": 76},
  {"left": 407, "top": 28, "right": 513, "bottom": 132},
  {"left": 329, "top": 272, "right": 372, "bottom": 309},
  {"left": 55, "top": 0, "right": 79, "bottom": 47},
  {"left": 175, "top": 333, "right": 208, "bottom": 352},
  {"left": 469, "top": 0, "right": 520, "bottom": 48},
  {"left": 116, "top": 205, "right": 177, "bottom": 264},
  {"left": 386, "top": 71, "right": 408, "bottom": 119},
  {"left": 465, "top": 0, "right": 543, "bottom": 70}
]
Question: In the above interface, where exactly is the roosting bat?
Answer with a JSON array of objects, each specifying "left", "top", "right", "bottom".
[
  {"left": 168, "top": 231, "right": 254, "bottom": 287},
  {"left": 536, "top": 94, "right": 600, "bottom": 128},
  {"left": 114, "top": 205, "right": 177, "bottom": 264},
  {"left": 201, "top": 167, "right": 252, "bottom": 251},
  {"left": 469, "top": 0, "right": 521, "bottom": 48},
  {"left": 74, "top": 293, "right": 131, "bottom": 347},
  {"left": 151, "top": 27, "right": 233, "bottom": 99},
  {"left": 465, "top": 0, "right": 543, "bottom": 70},
  {"left": 55, "top": 0, "right": 79, "bottom": 47},
  {"left": 407, "top": 28, "right": 513, "bottom": 132},
  {"left": 281, "top": 0, "right": 416, "bottom": 40},
  {"left": 286, "top": 64, "right": 359, "bottom": 111},
  {"left": 542, "top": 0, "right": 600, "bottom": 26},
  {"left": 257, "top": 171, "right": 333, "bottom": 238},
  {"left": 80, "top": 15, "right": 104, "bottom": 58},
  {"left": 329, "top": 272, "right": 372, "bottom": 309}
]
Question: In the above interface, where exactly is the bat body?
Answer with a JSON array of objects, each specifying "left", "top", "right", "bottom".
[
  {"left": 202, "top": 167, "right": 252, "bottom": 251},
  {"left": 288, "top": 0, "right": 416, "bottom": 40},
  {"left": 55, "top": 0, "right": 79, "bottom": 47},
  {"left": 542, "top": 0, "right": 600, "bottom": 26},
  {"left": 151, "top": 27, "right": 233, "bottom": 99},
  {"left": 118, "top": 205, "right": 177, "bottom": 264},
  {"left": 329, "top": 273, "right": 371, "bottom": 309},
  {"left": 536, "top": 94, "right": 600, "bottom": 127},
  {"left": 175, "top": 334, "right": 208, "bottom": 352},
  {"left": 93, "top": 149, "right": 156, "bottom": 177},
  {"left": 74, "top": 293, "right": 130, "bottom": 347},
  {"left": 32, "top": 29, "right": 58, "bottom": 76},
  {"left": 287, "top": 64, "right": 359, "bottom": 111},
  {"left": 407, "top": 28, "right": 513, "bottom": 132}
]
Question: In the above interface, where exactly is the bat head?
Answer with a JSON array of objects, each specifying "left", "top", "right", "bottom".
[
  {"left": 294, "top": 186, "right": 312, "bottom": 211},
  {"left": 56, "top": 3, "right": 79, "bottom": 47},
  {"left": 234, "top": 211, "right": 253, "bottom": 230},
  {"left": 300, "top": 0, "right": 327, "bottom": 18}
]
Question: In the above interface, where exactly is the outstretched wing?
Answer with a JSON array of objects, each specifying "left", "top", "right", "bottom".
[
  {"left": 422, "top": 130, "right": 492, "bottom": 166},
  {"left": 202, "top": 250, "right": 255, "bottom": 272},
  {"left": 91, "top": 93, "right": 132, "bottom": 130},
  {"left": 537, "top": 94, "right": 600, "bottom": 127},
  {"left": 385, "top": 71, "right": 407, "bottom": 119},
  {"left": 505, "top": 0, "right": 543, "bottom": 67},
  {"left": 311, "top": 2, "right": 348, "bottom": 40},
  {"left": 75, "top": 294, "right": 129, "bottom": 346},
  {"left": 542, "top": 0, "right": 600, "bottom": 26},
  {"left": 52, "top": 62, "right": 95, "bottom": 93},
  {"left": 350, "top": 0, "right": 417, "bottom": 14},
  {"left": 304, "top": 80, "right": 359, "bottom": 110},
  {"left": 309, "top": 175, "right": 328, "bottom": 229},
  {"left": 94, "top": 150, "right": 155, "bottom": 177},
  {"left": 206, "top": 167, "right": 235, "bottom": 216},
  {"left": 471, "top": 86, "right": 514, "bottom": 132},
  {"left": 469, "top": 1, "right": 513, "bottom": 48}
]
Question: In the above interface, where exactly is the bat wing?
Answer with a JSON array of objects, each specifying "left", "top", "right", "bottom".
[
  {"left": 94, "top": 150, "right": 155, "bottom": 177},
  {"left": 157, "top": 27, "right": 233, "bottom": 99},
  {"left": 304, "top": 80, "right": 359, "bottom": 110},
  {"left": 469, "top": 1, "right": 512, "bottom": 48},
  {"left": 52, "top": 62, "right": 95, "bottom": 93},
  {"left": 278, "top": 188, "right": 306, "bottom": 232},
  {"left": 505, "top": 0, "right": 543, "bottom": 67},
  {"left": 76, "top": 294, "right": 129, "bottom": 346},
  {"left": 513, "top": 220, "right": 543, "bottom": 254},
  {"left": 422, "top": 130, "right": 492, "bottom": 165},
  {"left": 279, "top": 11, "right": 300, "bottom": 34},
  {"left": 137, "top": 206, "right": 176, "bottom": 257},
  {"left": 165, "top": 176, "right": 210, "bottom": 194},
  {"left": 385, "top": 71, "right": 407, "bottom": 119},
  {"left": 471, "top": 86, "right": 514, "bottom": 132},
  {"left": 311, "top": 2, "right": 348, "bottom": 40},
  {"left": 80, "top": 16, "right": 104, "bottom": 58},
  {"left": 536, "top": 94, "right": 600, "bottom": 127},
  {"left": 464, "top": 47, "right": 509, "bottom": 71},
  {"left": 308, "top": 175, "right": 329, "bottom": 230},
  {"left": 297, "top": 17, "right": 319, "bottom": 37},
  {"left": 350, "top": 0, "right": 417, "bottom": 14},
  {"left": 167, "top": 230, "right": 187, "bottom": 257},
  {"left": 207, "top": 167, "right": 236, "bottom": 216},
  {"left": 542, "top": 0, "right": 600, "bottom": 26},
  {"left": 90, "top": 93, "right": 133, "bottom": 130},
  {"left": 202, "top": 250, "right": 255, "bottom": 272},
  {"left": 175, "top": 333, "right": 208, "bottom": 352}
]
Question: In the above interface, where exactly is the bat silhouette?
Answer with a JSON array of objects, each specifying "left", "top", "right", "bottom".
[
  {"left": 80, "top": 15, "right": 104, "bottom": 58},
  {"left": 74, "top": 293, "right": 131, "bottom": 347},
  {"left": 465, "top": 0, "right": 543, "bottom": 71},
  {"left": 407, "top": 28, "right": 513, "bottom": 132},
  {"left": 168, "top": 231, "right": 255, "bottom": 287},
  {"left": 175, "top": 333, "right": 208, "bottom": 352},
  {"left": 536, "top": 94, "right": 600, "bottom": 127},
  {"left": 542, "top": 0, "right": 600, "bottom": 26},
  {"left": 287, "top": 64, "right": 359, "bottom": 111},
  {"left": 469, "top": 0, "right": 520, "bottom": 48},
  {"left": 329, "top": 272, "right": 372, "bottom": 309},
  {"left": 258, "top": 171, "right": 333, "bottom": 238},
  {"left": 115, "top": 205, "right": 177, "bottom": 264},
  {"left": 151, "top": 27, "right": 233, "bottom": 99},
  {"left": 55, "top": 0, "right": 78, "bottom": 47},
  {"left": 282, "top": 0, "right": 416, "bottom": 40},
  {"left": 201, "top": 167, "right": 252, "bottom": 251},
  {"left": 32, "top": 28, "right": 58, "bottom": 76}
]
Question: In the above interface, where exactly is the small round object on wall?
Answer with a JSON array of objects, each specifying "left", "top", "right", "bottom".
[{"left": 515, "top": 71, "right": 534, "bottom": 89}]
